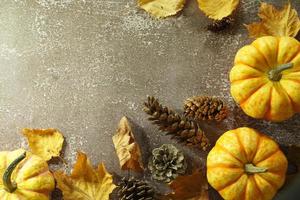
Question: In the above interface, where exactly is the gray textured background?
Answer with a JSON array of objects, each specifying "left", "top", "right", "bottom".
[{"left": 0, "top": 0, "right": 299, "bottom": 199}]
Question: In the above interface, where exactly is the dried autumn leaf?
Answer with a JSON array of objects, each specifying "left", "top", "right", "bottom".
[
  {"left": 112, "top": 116, "right": 144, "bottom": 172},
  {"left": 22, "top": 128, "right": 64, "bottom": 161},
  {"left": 197, "top": 0, "right": 239, "bottom": 20},
  {"left": 164, "top": 169, "right": 209, "bottom": 200},
  {"left": 138, "top": 0, "right": 185, "bottom": 18},
  {"left": 245, "top": 2, "right": 300, "bottom": 38},
  {"left": 54, "top": 151, "right": 116, "bottom": 200}
]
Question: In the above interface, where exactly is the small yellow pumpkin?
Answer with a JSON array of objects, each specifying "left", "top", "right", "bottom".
[
  {"left": 0, "top": 149, "right": 55, "bottom": 199},
  {"left": 207, "top": 127, "right": 287, "bottom": 200},
  {"left": 230, "top": 36, "right": 300, "bottom": 121}
]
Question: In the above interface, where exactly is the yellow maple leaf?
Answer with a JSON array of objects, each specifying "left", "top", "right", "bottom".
[
  {"left": 164, "top": 169, "right": 209, "bottom": 200},
  {"left": 138, "top": 0, "right": 186, "bottom": 18},
  {"left": 112, "top": 116, "right": 144, "bottom": 172},
  {"left": 22, "top": 128, "right": 64, "bottom": 161},
  {"left": 54, "top": 151, "right": 116, "bottom": 200},
  {"left": 245, "top": 2, "right": 300, "bottom": 38},
  {"left": 197, "top": 0, "right": 239, "bottom": 20}
]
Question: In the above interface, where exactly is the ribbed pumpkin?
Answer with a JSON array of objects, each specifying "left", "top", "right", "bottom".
[
  {"left": 0, "top": 149, "right": 55, "bottom": 199},
  {"left": 207, "top": 127, "right": 288, "bottom": 200},
  {"left": 230, "top": 36, "right": 300, "bottom": 122}
]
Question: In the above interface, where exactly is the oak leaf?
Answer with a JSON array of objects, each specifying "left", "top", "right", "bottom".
[
  {"left": 197, "top": 0, "right": 239, "bottom": 20},
  {"left": 112, "top": 116, "right": 144, "bottom": 172},
  {"left": 164, "top": 169, "right": 209, "bottom": 200},
  {"left": 245, "top": 2, "right": 300, "bottom": 38},
  {"left": 22, "top": 128, "right": 64, "bottom": 161},
  {"left": 138, "top": 0, "right": 185, "bottom": 18},
  {"left": 54, "top": 151, "right": 116, "bottom": 200}
]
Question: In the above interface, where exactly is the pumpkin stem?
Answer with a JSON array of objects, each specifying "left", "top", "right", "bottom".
[
  {"left": 245, "top": 163, "right": 267, "bottom": 174},
  {"left": 268, "top": 63, "right": 293, "bottom": 81},
  {"left": 3, "top": 152, "right": 26, "bottom": 193}
]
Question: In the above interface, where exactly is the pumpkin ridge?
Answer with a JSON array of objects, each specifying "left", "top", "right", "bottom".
[
  {"left": 283, "top": 78, "right": 300, "bottom": 84},
  {"left": 18, "top": 169, "right": 51, "bottom": 183},
  {"left": 286, "top": 45, "right": 300, "bottom": 64},
  {"left": 18, "top": 188, "right": 51, "bottom": 196},
  {"left": 26, "top": 183, "right": 55, "bottom": 195},
  {"left": 278, "top": 82, "right": 297, "bottom": 111},
  {"left": 263, "top": 86, "right": 273, "bottom": 120},
  {"left": 254, "top": 133, "right": 261, "bottom": 160},
  {"left": 234, "top": 130, "right": 248, "bottom": 162},
  {"left": 252, "top": 43, "right": 272, "bottom": 69},
  {"left": 250, "top": 175, "right": 263, "bottom": 198},
  {"left": 239, "top": 82, "right": 268, "bottom": 106},
  {"left": 255, "top": 174, "right": 278, "bottom": 191},
  {"left": 218, "top": 173, "right": 245, "bottom": 192},
  {"left": 290, "top": 54, "right": 300, "bottom": 68},
  {"left": 15, "top": 159, "right": 49, "bottom": 182},
  {"left": 234, "top": 62, "right": 266, "bottom": 73},
  {"left": 230, "top": 76, "right": 263, "bottom": 84},
  {"left": 243, "top": 178, "right": 249, "bottom": 200},
  {"left": 255, "top": 148, "right": 280, "bottom": 166},
  {"left": 276, "top": 37, "right": 280, "bottom": 65},
  {"left": 216, "top": 144, "right": 244, "bottom": 164}
]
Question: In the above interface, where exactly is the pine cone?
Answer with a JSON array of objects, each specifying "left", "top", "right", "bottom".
[
  {"left": 117, "top": 177, "right": 155, "bottom": 200},
  {"left": 148, "top": 144, "right": 187, "bottom": 183},
  {"left": 207, "top": 17, "right": 234, "bottom": 32},
  {"left": 184, "top": 96, "right": 228, "bottom": 122},
  {"left": 143, "top": 96, "right": 209, "bottom": 150}
]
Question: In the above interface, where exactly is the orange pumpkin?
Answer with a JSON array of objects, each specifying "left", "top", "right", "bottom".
[
  {"left": 230, "top": 36, "right": 300, "bottom": 121},
  {"left": 207, "top": 127, "right": 288, "bottom": 200}
]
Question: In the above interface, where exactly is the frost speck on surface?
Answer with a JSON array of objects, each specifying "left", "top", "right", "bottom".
[
  {"left": 36, "top": 0, "right": 75, "bottom": 9},
  {"left": 0, "top": 44, "right": 22, "bottom": 59}
]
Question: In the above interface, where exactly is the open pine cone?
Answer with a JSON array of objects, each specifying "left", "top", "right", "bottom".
[
  {"left": 148, "top": 144, "right": 187, "bottom": 183},
  {"left": 143, "top": 96, "right": 209, "bottom": 150},
  {"left": 184, "top": 96, "right": 228, "bottom": 122},
  {"left": 117, "top": 177, "right": 155, "bottom": 200}
]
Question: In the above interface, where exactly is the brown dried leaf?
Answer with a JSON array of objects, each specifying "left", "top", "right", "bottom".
[
  {"left": 112, "top": 116, "right": 144, "bottom": 172},
  {"left": 54, "top": 152, "right": 116, "bottom": 200},
  {"left": 138, "top": 0, "right": 186, "bottom": 19},
  {"left": 197, "top": 0, "right": 239, "bottom": 20},
  {"left": 245, "top": 2, "right": 300, "bottom": 38},
  {"left": 163, "top": 169, "right": 209, "bottom": 200}
]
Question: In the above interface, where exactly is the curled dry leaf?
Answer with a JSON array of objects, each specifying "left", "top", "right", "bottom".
[
  {"left": 164, "top": 169, "right": 209, "bottom": 200},
  {"left": 22, "top": 128, "right": 64, "bottom": 161},
  {"left": 245, "top": 2, "right": 300, "bottom": 38},
  {"left": 138, "top": 0, "right": 185, "bottom": 18},
  {"left": 112, "top": 116, "right": 144, "bottom": 172},
  {"left": 54, "top": 151, "right": 116, "bottom": 200},
  {"left": 197, "top": 0, "right": 239, "bottom": 20}
]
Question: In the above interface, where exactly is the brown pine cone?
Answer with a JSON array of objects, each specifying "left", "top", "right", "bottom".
[
  {"left": 117, "top": 177, "right": 155, "bottom": 200},
  {"left": 143, "top": 96, "right": 209, "bottom": 150},
  {"left": 184, "top": 96, "right": 228, "bottom": 122}
]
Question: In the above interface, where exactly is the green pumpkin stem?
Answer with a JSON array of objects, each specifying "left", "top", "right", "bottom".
[
  {"left": 3, "top": 152, "right": 26, "bottom": 193},
  {"left": 245, "top": 163, "right": 267, "bottom": 174},
  {"left": 268, "top": 63, "right": 293, "bottom": 81}
]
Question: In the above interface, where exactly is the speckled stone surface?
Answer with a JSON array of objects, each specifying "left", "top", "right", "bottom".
[{"left": 0, "top": 0, "right": 299, "bottom": 199}]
